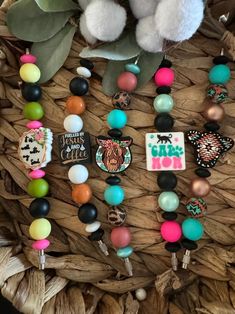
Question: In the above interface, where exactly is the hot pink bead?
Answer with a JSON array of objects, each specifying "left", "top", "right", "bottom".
[
  {"left": 160, "top": 221, "right": 182, "bottom": 242},
  {"left": 111, "top": 226, "right": 131, "bottom": 248},
  {"left": 29, "top": 169, "right": 45, "bottom": 179},
  {"left": 32, "top": 239, "right": 50, "bottom": 251},
  {"left": 26, "top": 120, "right": 43, "bottom": 129},
  {"left": 117, "top": 72, "right": 137, "bottom": 92},
  {"left": 154, "top": 68, "right": 174, "bottom": 87},
  {"left": 20, "top": 54, "right": 37, "bottom": 64}
]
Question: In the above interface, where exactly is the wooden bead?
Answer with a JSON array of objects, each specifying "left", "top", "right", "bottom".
[
  {"left": 72, "top": 184, "right": 92, "bottom": 204},
  {"left": 66, "top": 96, "right": 86, "bottom": 115},
  {"left": 191, "top": 178, "right": 211, "bottom": 197}
]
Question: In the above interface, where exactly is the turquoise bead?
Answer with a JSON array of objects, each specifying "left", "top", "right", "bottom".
[
  {"left": 107, "top": 109, "right": 127, "bottom": 129},
  {"left": 117, "top": 246, "right": 133, "bottom": 258},
  {"left": 125, "top": 63, "right": 140, "bottom": 75},
  {"left": 182, "top": 218, "right": 204, "bottom": 241},
  {"left": 208, "top": 64, "right": 231, "bottom": 84},
  {"left": 153, "top": 94, "right": 174, "bottom": 113},
  {"left": 104, "top": 185, "right": 125, "bottom": 206},
  {"left": 158, "top": 191, "right": 179, "bottom": 212}
]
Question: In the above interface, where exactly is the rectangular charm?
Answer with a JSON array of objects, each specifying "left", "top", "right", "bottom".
[{"left": 145, "top": 132, "right": 186, "bottom": 171}]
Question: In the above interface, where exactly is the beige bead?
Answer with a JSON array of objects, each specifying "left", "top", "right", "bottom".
[
  {"left": 203, "top": 103, "right": 224, "bottom": 122},
  {"left": 135, "top": 288, "right": 147, "bottom": 301},
  {"left": 191, "top": 178, "right": 211, "bottom": 197}
]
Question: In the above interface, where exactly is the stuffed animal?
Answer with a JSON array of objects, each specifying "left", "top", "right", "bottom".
[{"left": 79, "top": 0, "right": 204, "bottom": 52}]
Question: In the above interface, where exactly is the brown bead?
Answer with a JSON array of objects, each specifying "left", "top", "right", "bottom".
[
  {"left": 191, "top": 178, "right": 211, "bottom": 197},
  {"left": 72, "top": 184, "right": 92, "bottom": 204},
  {"left": 66, "top": 96, "right": 86, "bottom": 115},
  {"left": 203, "top": 103, "right": 224, "bottom": 122}
]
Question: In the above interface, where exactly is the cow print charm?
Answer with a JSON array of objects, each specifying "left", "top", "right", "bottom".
[
  {"left": 108, "top": 206, "right": 126, "bottom": 226},
  {"left": 96, "top": 136, "right": 132, "bottom": 173}
]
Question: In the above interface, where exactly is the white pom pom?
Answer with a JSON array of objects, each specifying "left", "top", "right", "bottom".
[
  {"left": 129, "top": 0, "right": 160, "bottom": 19},
  {"left": 136, "top": 15, "right": 163, "bottom": 52},
  {"left": 155, "top": 0, "right": 204, "bottom": 41},
  {"left": 78, "top": 0, "right": 92, "bottom": 10},
  {"left": 85, "top": 0, "right": 127, "bottom": 41},
  {"left": 79, "top": 13, "right": 97, "bottom": 44}
]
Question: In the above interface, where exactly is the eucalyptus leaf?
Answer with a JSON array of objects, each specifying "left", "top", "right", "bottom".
[
  {"left": 79, "top": 32, "right": 141, "bottom": 61},
  {"left": 7, "top": 0, "right": 73, "bottom": 42},
  {"left": 31, "top": 24, "right": 76, "bottom": 83},
  {"left": 35, "top": 0, "right": 78, "bottom": 12}
]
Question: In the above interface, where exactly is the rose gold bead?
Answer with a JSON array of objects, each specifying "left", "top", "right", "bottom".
[
  {"left": 191, "top": 178, "right": 211, "bottom": 197},
  {"left": 203, "top": 103, "right": 224, "bottom": 122}
]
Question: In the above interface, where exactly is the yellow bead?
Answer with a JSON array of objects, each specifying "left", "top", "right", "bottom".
[
  {"left": 20, "top": 63, "right": 41, "bottom": 83},
  {"left": 29, "top": 218, "right": 51, "bottom": 240}
]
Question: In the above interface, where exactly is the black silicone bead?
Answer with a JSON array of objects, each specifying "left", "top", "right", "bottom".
[
  {"left": 29, "top": 198, "right": 50, "bottom": 218},
  {"left": 204, "top": 122, "right": 220, "bottom": 132},
  {"left": 154, "top": 113, "right": 174, "bottom": 132},
  {"left": 21, "top": 83, "right": 42, "bottom": 102},
  {"left": 156, "top": 86, "right": 171, "bottom": 94},
  {"left": 165, "top": 242, "right": 181, "bottom": 253},
  {"left": 162, "top": 212, "right": 178, "bottom": 221},
  {"left": 213, "top": 55, "right": 229, "bottom": 65},
  {"left": 78, "top": 203, "right": 97, "bottom": 223},
  {"left": 80, "top": 58, "right": 94, "bottom": 70},
  {"left": 157, "top": 171, "right": 177, "bottom": 190},
  {"left": 159, "top": 59, "right": 172, "bottom": 68},
  {"left": 69, "top": 77, "right": 89, "bottom": 96},
  {"left": 195, "top": 168, "right": 211, "bottom": 178},
  {"left": 106, "top": 176, "right": 121, "bottom": 185},
  {"left": 181, "top": 239, "right": 198, "bottom": 250},
  {"left": 88, "top": 228, "right": 104, "bottom": 241},
  {"left": 108, "top": 128, "right": 122, "bottom": 138}
]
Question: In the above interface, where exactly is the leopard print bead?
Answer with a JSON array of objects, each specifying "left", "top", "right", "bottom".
[
  {"left": 107, "top": 206, "right": 126, "bottom": 226},
  {"left": 112, "top": 91, "right": 131, "bottom": 110}
]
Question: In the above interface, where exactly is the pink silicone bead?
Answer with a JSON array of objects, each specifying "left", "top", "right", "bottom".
[
  {"left": 32, "top": 239, "right": 50, "bottom": 251},
  {"left": 117, "top": 72, "right": 137, "bottom": 92},
  {"left": 111, "top": 226, "right": 131, "bottom": 248},
  {"left": 26, "top": 120, "right": 43, "bottom": 129},
  {"left": 154, "top": 67, "right": 174, "bottom": 87},
  {"left": 20, "top": 54, "right": 37, "bottom": 64},
  {"left": 160, "top": 221, "right": 182, "bottom": 242},
  {"left": 29, "top": 169, "right": 45, "bottom": 179}
]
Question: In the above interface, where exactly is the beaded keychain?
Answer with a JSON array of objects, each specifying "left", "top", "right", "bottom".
[
  {"left": 58, "top": 59, "right": 109, "bottom": 256},
  {"left": 183, "top": 50, "right": 234, "bottom": 268},
  {"left": 18, "top": 50, "right": 53, "bottom": 269}
]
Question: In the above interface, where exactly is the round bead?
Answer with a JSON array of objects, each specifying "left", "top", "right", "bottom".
[
  {"left": 21, "top": 83, "right": 42, "bottom": 102},
  {"left": 208, "top": 64, "right": 231, "bottom": 84},
  {"left": 162, "top": 212, "right": 178, "bottom": 221},
  {"left": 154, "top": 68, "right": 174, "bottom": 87},
  {"left": 69, "top": 77, "right": 89, "bottom": 96},
  {"left": 29, "top": 218, "right": 51, "bottom": 240},
  {"left": 204, "top": 122, "right": 220, "bottom": 132},
  {"left": 157, "top": 171, "right": 177, "bottom": 190},
  {"left": 154, "top": 113, "right": 174, "bottom": 132},
  {"left": 203, "top": 104, "right": 224, "bottom": 122},
  {"left": 186, "top": 197, "right": 207, "bottom": 218},
  {"left": 27, "top": 179, "right": 49, "bottom": 198},
  {"left": 107, "top": 109, "right": 127, "bottom": 129},
  {"left": 160, "top": 221, "right": 182, "bottom": 242},
  {"left": 29, "top": 169, "right": 45, "bottom": 179},
  {"left": 117, "top": 246, "right": 133, "bottom": 258},
  {"left": 181, "top": 238, "right": 198, "bottom": 250},
  {"left": 105, "top": 176, "right": 121, "bottom": 185},
  {"left": 108, "top": 128, "right": 123, "bottom": 138},
  {"left": 108, "top": 206, "right": 126, "bottom": 226},
  {"left": 72, "top": 184, "right": 92, "bottom": 204},
  {"left": 213, "top": 55, "right": 229, "bottom": 65},
  {"left": 117, "top": 72, "right": 137, "bottom": 92},
  {"left": 158, "top": 191, "right": 179, "bottom": 212},
  {"left": 78, "top": 203, "right": 97, "bottom": 223},
  {"left": 135, "top": 288, "right": 147, "bottom": 301},
  {"left": 26, "top": 120, "right": 43, "bottom": 129},
  {"left": 110, "top": 226, "right": 131, "bottom": 248},
  {"left": 80, "top": 59, "right": 94, "bottom": 70},
  {"left": 20, "top": 63, "right": 41, "bottom": 83},
  {"left": 68, "top": 164, "right": 89, "bottom": 184},
  {"left": 195, "top": 168, "right": 211, "bottom": 178},
  {"left": 32, "top": 239, "right": 50, "bottom": 251},
  {"left": 104, "top": 185, "right": 125, "bottom": 206},
  {"left": 85, "top": 221, "right": 101, "bottom": 233},
  {"left": 159, "top": 59, "right": 172, "bottom": 68},
  {"left": 88, "top": 228, "right": 104, "bottom": 241},
  {"left": 20, "top": 53, "right": 37, "bottom": 64},
  {"left": 29, "top": 198, "right": 50, "bottom": 217},
  {"left": 66, "top": 96, "right": 86, "bottom": 115},
  {"left": 191, "top": 178, "right": 211, "bottom": 197},
  {"left": 153, "top": 94, "right": 174, "bottom": 113},
  {"left": 156, "top": 86, "right": 171, "bottom": 95},
  {"left": 207, "top": 84, "right": 228, "bottom": 104},
  {"left": 76, "top": 66, "right": 91, "bottom": 78},
  {"left": 63, "top": 115, "right": 83, "bottom": 133},
  {"left": 182, "top": 218, "right": 204, "bottom": 241},
  {"left": 112, "top": 91, "right": 131, "bottom": 110},
  {"left": 125, "top": 63, "right": 140, "bottom": 74},
  {"left": 23, "top": 102, "right": 44, "bottom": 120},
  {"left": 165, "top": 242, "right": 181, "bottom": 253}
]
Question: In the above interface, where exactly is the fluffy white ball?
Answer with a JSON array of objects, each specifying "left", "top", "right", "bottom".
[
  {"left": 155, "top": 0, "right": 204, "bottom": 41},
  {"left": 79, "top": 13, "right": 97, "bottom": 44},
  {"left": 85, "top": 0, "right": 127, "bottom": 41},
  {"left": 129, "top": 0, "right": 160, "bottom": 19},
  {"left": 136, "top": 15, "right": 163, "bottom": 52}
]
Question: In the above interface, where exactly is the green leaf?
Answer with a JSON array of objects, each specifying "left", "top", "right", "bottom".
[
  {"left": 102, "top": 52, "right": 164, "bottom": 96},
  {"left": 7, "top": 0, "right": 73, "bottom": 42},
  {"left": 35, "top": 0, "right": 78, "bottom": 12},
  {"left": 31, "top": 24, "right": 76, "bottom": 83},
  {"left": 79, "top": 32, "right": 141, "bottom": 61}
]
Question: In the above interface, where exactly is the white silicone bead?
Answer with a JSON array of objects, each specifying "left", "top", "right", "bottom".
[
  {"left": 68, "top": 164, "right": 89, "bottom": 184},
  {"left": 63, "top": 115, "right": 83, "bottom": 133},
  {"left": 85, "top": 221, "right": 101, "bottom": 233},
  {"left": 135, "top": 288, "right": 147, "bottom": 301},
  {"left": 76, "top": 66, "right": 91, "bottom": 78}
]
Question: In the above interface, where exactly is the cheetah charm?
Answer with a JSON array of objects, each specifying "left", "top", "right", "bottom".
[{"left": 107, "top": 206, "right": 126, "bottom": 226}]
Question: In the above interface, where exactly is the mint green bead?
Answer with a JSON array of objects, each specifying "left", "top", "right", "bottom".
[
  {"left": 208, "top": 64, "right": 231, "bottom": 84},
  {"left": 153, "top": 94, "right": 174, "bottom": 113},
  {"left": 104, "top": 185, "right": 125, "bottom": 206},
  {"left": 107, "top": 109, "right": 127, "bottom": 129},
  {"left": 125, "top": 63, "right": 140, "bottom": 74},
  {"left": 117, "top": 246, "right": 133, "bottom": 258},
  {"left": 182, "top": 218, "right": 204, "bottom": 241},
  {"left": 158, "top": 191, "right": 179, "bottom": 212}
]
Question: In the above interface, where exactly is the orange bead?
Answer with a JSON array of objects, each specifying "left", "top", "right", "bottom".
[
  {"left": 66, "top": 96, "right": 86, "bottom": 115},
  {"left": 72, "top": 184, "right": 92, "bottom": 204}
]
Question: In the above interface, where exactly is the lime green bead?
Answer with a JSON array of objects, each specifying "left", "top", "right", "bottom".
[
  {"left": 208, "top": 64, "right": 231, "bottom": 84},
  {"left": 27, "top": 179, "right": 49, "bottom": 198},
  {"left": 29, "top": 218, "right": 51, "bottom": 240},
  {"left": 23, "top": 102, "right": 44, "bottom": 120},
  {"left": 20, "top": 63, "right": 41, "bottom": 83},
  {"left": 182, "top": 218, "right": 203, "bottom": 241},
  {"left": 153, "top": 94, "right": 174, "bottom": 113}
]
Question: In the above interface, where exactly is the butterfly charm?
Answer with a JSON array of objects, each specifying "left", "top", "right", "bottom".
[{"left": 186, "top": 130, "right": 234, "bottom": 168}]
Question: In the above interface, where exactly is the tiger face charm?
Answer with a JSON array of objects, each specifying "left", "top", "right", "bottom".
[{"left": 96, "top": 136, "right": 132, "bottom": 173}]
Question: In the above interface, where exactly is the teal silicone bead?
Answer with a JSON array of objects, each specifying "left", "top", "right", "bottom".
[
  {"left": 153, "top": 94, "right": 174, "bottom": 113},
  {"left": 182, "top": 218, "right": 204, "bottom": 241},
  {"left": 117, "top": 246, "right": 133, "bottom": 258},
  {"left": 107, "top": 109, "right": 127, "bottom": 129},
  {"left": 104, "top": 185, "right": 125, "bottom": 206},
  {"left": 158, "top": 191, "right": 179, "bottom": 212},
  {"left": 125, "top": 63, "right": 140, "bottom": 75},
  {"left": 208, "top": 64, "right": 231, "bottom": 84}
]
